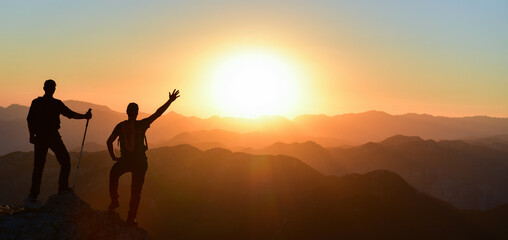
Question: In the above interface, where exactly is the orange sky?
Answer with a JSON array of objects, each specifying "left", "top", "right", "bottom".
[{"left": 1, "top": 1, "right": 507, "bottom": 118}]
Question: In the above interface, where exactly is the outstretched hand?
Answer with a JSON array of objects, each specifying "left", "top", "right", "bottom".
[{"left": 169, "top": 89, "right": 180, "bottom": 102}]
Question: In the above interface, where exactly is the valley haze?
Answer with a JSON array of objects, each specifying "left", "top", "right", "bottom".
[{"left": 1, "top": 100, "right": 508, "bottom": 155}]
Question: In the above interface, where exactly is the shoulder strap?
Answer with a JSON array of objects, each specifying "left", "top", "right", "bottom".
[{"left": 116, "top": 121, "right": 149, "bottom": 151}]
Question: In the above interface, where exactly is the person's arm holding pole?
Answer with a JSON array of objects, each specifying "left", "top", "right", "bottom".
[{"left": 72, "top": 108, "right": 92, "bottom": 190}]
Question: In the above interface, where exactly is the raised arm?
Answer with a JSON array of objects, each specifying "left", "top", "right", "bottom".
[
  {"left": 107, "top": 126, "right": 120, "bottom": 161},
  {"left": 145, "top": 89, "right": 180, "bottom": 124}
]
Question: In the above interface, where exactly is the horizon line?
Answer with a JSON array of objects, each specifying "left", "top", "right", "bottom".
[{"left": 2, "top": 100, "right": 508, "bottom": 120}]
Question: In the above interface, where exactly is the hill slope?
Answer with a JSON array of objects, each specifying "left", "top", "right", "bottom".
[
  {"left": 0, "top": 146, "right": 503, "bottom": 239},
  {"left": 250, "top": 136, "right": 508, "bottom": 209},
  {"left": 330, "top": 136, "right": 508, "bottom": 209}
]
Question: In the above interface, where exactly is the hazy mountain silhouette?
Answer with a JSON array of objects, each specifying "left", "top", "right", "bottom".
[
  {"left": 2, "top": 99, "right": 507, "bottom": 210},
  {"left": 156, "top": 129, "right": 278, "bottom": 150},
  {"left": 2, "top": 101, "right": 508, "bottom": 155},
  {"left": 0, "top": 118, "right": 31, "bottom": 155},
  {"left": 0, "top": 146, "right": 506, "bottom": 239},
  {"left": 293, "top": 111, "right": 508, "bottom": 144},
  {"left": 157, "top": 129, "right": 351, "bottom": 151},
  {"left": 331, "top": 135, "right": 508, "bottom": 209},
  {"left": 0, "top": 101, "right": 306, "bottom": 155},
  {"left": 70, "top": 142, "right": 108, "bottom": 152},
  {"left": 379, "top": 134, "right": 426, "bottom": 145},
  {"left": 465, "top": 134, "right": 508, "bottom": 152},
  {"left": 0, "top": 193, "right": 151, "bottom": 240},
  {"left": 0, "top": 104, "right": 27, "bottom": 121},
  {"left": 244, "top": 141, "right": 347, "bottom": 176},
  {"left": 0, "top": 101, "right": 126, "bottom": 155},
  {"left": 253, "top": 135, "right": 508, "bottom": 209}
]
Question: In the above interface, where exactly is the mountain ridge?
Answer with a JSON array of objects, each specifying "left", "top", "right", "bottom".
[
  {"left": 0, "top": 145, "right": 506, "bottom": 239},
  {"left": 250, "top": 136, "right": 508, "bottom": 210},
  {"left": 2, "top": 100, "right": 508, "bottom": 155}
]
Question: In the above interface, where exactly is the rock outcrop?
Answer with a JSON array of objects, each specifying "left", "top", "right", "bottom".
[{"left": 0, "top": 193, "right": 151, "bottom": 240}]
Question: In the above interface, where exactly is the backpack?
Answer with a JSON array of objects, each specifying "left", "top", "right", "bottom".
[{"left": 117, "top": 121, "right": 149, "bottom": 152}]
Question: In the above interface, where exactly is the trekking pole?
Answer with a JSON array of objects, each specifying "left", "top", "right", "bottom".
[{"left": 73, "top": 108, "right": 92, "bottom": 190}]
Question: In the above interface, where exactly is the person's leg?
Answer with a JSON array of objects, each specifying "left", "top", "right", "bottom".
[
  {"left": 29, "top": 140, "right": 49, "bottom": 199},
  {"left": 109, "top": 161, "right": 128, "bottom": 209},
  {"left": 49, "top": 137, "right": 72, "bottom": 192},
  {"left": 127, "top": 161, "right": 148, "bottom": 222}
]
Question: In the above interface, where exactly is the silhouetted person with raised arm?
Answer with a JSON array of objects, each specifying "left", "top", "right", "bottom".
[
  {"left": 107, "top": 89, "right": 180, "bottom": 226},
  {"left": 26, "top": 79, "right": 92, "bottom": 207}
]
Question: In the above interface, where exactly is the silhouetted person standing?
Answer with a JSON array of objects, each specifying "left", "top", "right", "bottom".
[
  {"left": 26, "top": 79, "right": 92, "bottom": 206},
  {"left": 107, "top": 89, "right": 180, "bottom": 226}
]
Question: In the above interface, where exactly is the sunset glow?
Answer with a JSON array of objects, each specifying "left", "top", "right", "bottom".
[
  {"left": 206, "top": 50, "right": 302, "bottom": 118},
  {"left": 0, "top": 1, "right": 507, "bottom": 118}
]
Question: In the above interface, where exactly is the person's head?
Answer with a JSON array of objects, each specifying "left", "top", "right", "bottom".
[
  {"left": 43, "top": 79, "right": 56, "bottom": 95},
  {"left": 127, "top": 102, "right": 139, "bottom": 120}
]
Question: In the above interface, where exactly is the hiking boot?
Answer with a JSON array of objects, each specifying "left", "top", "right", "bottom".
[
  {"left": 126, "top": 217, "right": 138, "bottom": 227},
  {"left": 25, "top": 195, "right": 42, "bottom": 210},
  {"left": 58, "top": 187, "right": 74, "bottom": 195},
  {"left": 108, "top": 199, "right": 120, "bottom": 211},
  {"left": 28, "top": 194, "right": 37, "bottom": 202}
]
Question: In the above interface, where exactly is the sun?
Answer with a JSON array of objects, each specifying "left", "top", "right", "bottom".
[{"left": 207, "top": 49, "right": 302, "bottom": 118}]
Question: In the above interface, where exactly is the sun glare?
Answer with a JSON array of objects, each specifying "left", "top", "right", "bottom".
[{"left": 207, "top": 50, "right": 301, "bottom": 118}]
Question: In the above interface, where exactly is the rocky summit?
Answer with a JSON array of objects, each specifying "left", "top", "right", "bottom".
[{"left": 0, "top": 193, "right": 151, "bottom": 240}]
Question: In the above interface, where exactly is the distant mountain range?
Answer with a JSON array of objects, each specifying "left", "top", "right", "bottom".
[
  {"left": 465, "top": 134, "right": 508, "bottom": 152},
  {"left": 1, "top": 146, "right": 507, "bottom": 239},
  {"left": 1, "top": 100, "right": 508, "bottom": 155},
  {"left": 245, "top": 135, "right": 508, "bottom": 210}
]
